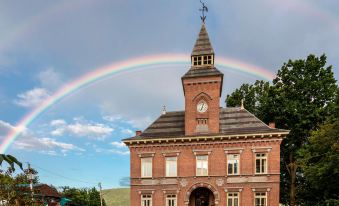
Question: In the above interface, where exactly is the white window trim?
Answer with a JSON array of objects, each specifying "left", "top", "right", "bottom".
[
  {"left": 141, "top": 157, "right": 153, "bottom": 178},
  {"left": 255, "top": 153, "right": 268, "bottom": 174},
  {"left": 254, "top": 192, "right": 267, "bottom": 206},
  {"left": 196, "top": 155, "right": 209, "bottom": 176},
  {"left": 227, "top": 154, "right": 240, "bottom": 175},
  {"left": 227, "top": 192, "right": 239, "bottom": 206},
  {"left": 192, "top": 55, "right": 214, "bottom": 66},
  {"left": 165, "top": 194, "right": 177, "bottom": 206},
  {"left": 165, "top": 156, "right": 177, "bottom": 177},
  {"left": 141, "top": 194, "right": 152, "bottom": 206}
]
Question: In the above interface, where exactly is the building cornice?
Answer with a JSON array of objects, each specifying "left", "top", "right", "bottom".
[{"left": 123, "top": 131, "right": 288, "bottom": 146}]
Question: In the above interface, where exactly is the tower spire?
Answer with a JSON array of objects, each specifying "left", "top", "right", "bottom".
[{"left": 191, "top": 23, "right": 214, "bottom": 57}]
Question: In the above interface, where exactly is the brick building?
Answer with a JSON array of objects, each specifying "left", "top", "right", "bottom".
[{"left": 123, "top": 23, "right": 289, "bottom": 206}]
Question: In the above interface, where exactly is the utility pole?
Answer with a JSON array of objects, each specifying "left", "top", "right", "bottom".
[{"left": 98, "top": 182, "right": 103, "bottom": 206}]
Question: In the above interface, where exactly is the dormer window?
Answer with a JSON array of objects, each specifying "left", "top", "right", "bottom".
[
  {"left": 203, "top": 55, "right": 212, "bottom": 65},
  {"left": 193, "top": 56, "right": 202, "bottom": 66},
  {"left": 192, "top": 55, "right": 213, "bottom": 66}
]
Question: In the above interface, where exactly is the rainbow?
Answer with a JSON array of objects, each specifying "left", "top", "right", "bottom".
[{"left": 0, "top": 54, "right": 275, "bottom": 153}]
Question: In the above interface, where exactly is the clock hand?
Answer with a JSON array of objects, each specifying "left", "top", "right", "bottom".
[{"left": 200, "top": 104, "right": 204, "bottom": 111}]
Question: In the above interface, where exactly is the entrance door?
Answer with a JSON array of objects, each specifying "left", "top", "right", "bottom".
[{"left": 190, "top": 187, "right": 213, "bottom": 206}]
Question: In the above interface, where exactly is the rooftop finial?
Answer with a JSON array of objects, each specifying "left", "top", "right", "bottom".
[
  {"left": 241, "top": 99, "right": 244, "bottom": 110},
  {"left": 199, "top": 0, "right": 208, "bottom": 23},
  {"left": 162, "top": 105, "right": 167, "bottom": 115}
]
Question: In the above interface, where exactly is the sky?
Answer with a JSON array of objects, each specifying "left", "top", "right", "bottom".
[{"left": 0, "top": 0, "right": 338, "bottom": 189}]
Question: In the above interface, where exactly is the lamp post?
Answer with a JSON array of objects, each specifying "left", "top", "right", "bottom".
[{"left": 27, "top": 163, "right": 35, "bottom": 204}]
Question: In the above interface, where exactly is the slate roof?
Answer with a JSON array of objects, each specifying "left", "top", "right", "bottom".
[
  {"left": 124, "top": 107, "right": 288, "bottom": 140},
  {"left": 182, "top": 66, "right": 223, "bottom": 79},
  {"left": 191, "top": 23, "right": 214, "bottom": 56}
]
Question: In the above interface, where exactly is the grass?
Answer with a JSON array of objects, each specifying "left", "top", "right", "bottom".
[{"left": 102, "top": 188, "right": 130, "bottom": 206}]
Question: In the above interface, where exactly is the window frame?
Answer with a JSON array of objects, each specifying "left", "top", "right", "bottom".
[
  {"left": 255, "top": 153, "right": 268, "bottom": 174},
  {"left": 227, "top": 192, "right": 239, "bottom": 206},
  {"left": 227, "top": 154, "right": 240, "bottom": 175},
  {"left": 165, "top": 194, "right": 177, "bottom": 206},
  {"left": 165, "top": 156, "right": 177, "bottom": 177},
  {"left": 196, "top": 155, "right": 208, "bottom": 176},
  {"left": 254, "top": 192, "right": 267, "bottom": 206},
  {"left": 192, "top": 55, "right": 214, "bottom": 66},
  {"left": 141, "top": 157, "right": 153, "bottom": 178},
  {"left": 141, "top": 194, "right": 152, "bottom": 206}
]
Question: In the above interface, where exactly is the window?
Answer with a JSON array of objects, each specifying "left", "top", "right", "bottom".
[
  {"left": 227, "top": 154, "right": 239, "bottom": 175},
  {"left": 166, "top": 194, "right": 177, "bottom": 206},
  {"left": 254, "top": 192, "right": 267, "bottom": 206},
  {"left": 203, "top": 55, "right": 212, "bottom": 65},
  {"left": 166, "top": 157, "right": 177, "bottom": 177},
  {"left": 255, "top": 153, "right": 267, "bottom": 174},
  {"left": 227, "top": 192, "right": 239, "bottom": 206},
  {"left": 193, "top": 56, "right": 202, "bottom": 66},
  {"left": 141, "top": 157, "right": 152, "bottom": 178},
  {"left": 141, "top": 194, "right": 152, "bottom": 206},
  {"left": 193, "top": 57, "right": 198, "bottom": 65},
  {"left": 193, "top": 55, "right": 213, "bottom": 66},
  {"left": 196, "top": 155, "right": 208, "bottom": 176}
]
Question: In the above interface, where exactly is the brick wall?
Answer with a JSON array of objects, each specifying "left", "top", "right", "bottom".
[
  {"left": 129, "top": 138, "right": 282, "bottom": 206},
  {"left": 182, "top": 75, "right": 222, "bottom": 135}
]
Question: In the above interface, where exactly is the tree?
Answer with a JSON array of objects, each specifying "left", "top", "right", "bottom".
[
  {"left": 0, "top": 154, "right": 23, "bottom": 171},
  {"left": 226, "top": 54, "right": 338, "bottom": 205},
  {"left": 298, "top": 121, "right": 339, "bottom": 205},
  {"left": 0, "top": 167, "right": 37, "bottom": 205},
  {"left": 61, "top": 187, "right": 106, "bottom": 206},
  {"left": 226, "top": 80, "right": 270, "bottom": 118}
]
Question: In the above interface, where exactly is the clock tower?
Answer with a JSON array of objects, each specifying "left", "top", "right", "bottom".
[{"left": 182, "top": 23, "right": 223, "bottom": 136}]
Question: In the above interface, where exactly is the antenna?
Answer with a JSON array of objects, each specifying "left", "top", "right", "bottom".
[{"left": 199, "top": 0, "right": 208, "bottom": 23}]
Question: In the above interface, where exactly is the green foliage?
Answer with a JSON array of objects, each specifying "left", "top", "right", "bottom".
[
  {"left": 272, "top": 54, "right": 337, "bottom": 152},
  {"left": 226, "top": 80, "right": 270, "bottom": 118},
  {"left": 102, "top": 188, "right": 130, "bottom": 206},
  {"left": 0, "top": 167, "right": 37, "bottom": 205},
  {"left": 0, "top": 154, "right": 23, "bottom": 171},
  {"left": 226, "top": 54, "right": 338, "bottom": 205},
  {"left": 298, "top": 121, "right": 339, "bottom": 205},
  {"left": 61, "top": 186, "right": 106, "bottom": 206}
]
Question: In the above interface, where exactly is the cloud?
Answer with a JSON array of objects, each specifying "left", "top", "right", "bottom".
[
  {"left": 102, "top": 115, "right": 122, "bottom": 122},
  {"left": 93, "top": 141, "right": 129, "bottom": 155},
  {"left": 0, "top": 120, "right": 84, "bottom": 155},
  {"left": 120, "top": 128, "right": 133, "bottom": 135},
  {"left": 14, "top": 136, "right": 85, "bottom": 155},
  {"left": 14, "top": 88, "right": 50, "bottom": 108},
  {"left": 111, "top": 141, "right": 126, "bottom": 148},
  {"left": 95, "top": 147, "right": 130, "bottom": 155},
  {"left": 50, "top": 118, "right": 113, "bottom": 140},
  {"left": 50, "top": 119, "right": 66, "bottom": 126},
  {"left": 0, "top": 120, "right": 14, "bottom": 136},
  {"left": 102, "top": 113, "right": 153, "bottom": 130},
  {"left": 37, "top": 68, "right": 62, "bottom": 90}
]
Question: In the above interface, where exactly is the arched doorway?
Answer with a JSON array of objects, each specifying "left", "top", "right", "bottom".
[{"left": 189, "top": 187, "right": 215, "bottom": 206}]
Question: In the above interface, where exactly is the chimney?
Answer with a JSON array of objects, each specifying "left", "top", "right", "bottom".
[
  {"left": 269, "top": 122, "right": 275, "bottom": 128},
  {"left": 135, "top": 130, "right": 142, "bottom": 136}
]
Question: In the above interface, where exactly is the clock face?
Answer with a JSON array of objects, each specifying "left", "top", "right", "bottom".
[{"left": 197, "top": 101, "right": 208, "bottom": 113}]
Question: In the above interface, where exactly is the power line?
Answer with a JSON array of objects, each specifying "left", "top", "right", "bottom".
[{"left": 30, "top": 163, "right": 97, "bottom": 185}]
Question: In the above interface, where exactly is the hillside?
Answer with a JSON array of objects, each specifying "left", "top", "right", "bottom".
[{"left": 102, "top": 188, "right": 130, "bottom": 206}]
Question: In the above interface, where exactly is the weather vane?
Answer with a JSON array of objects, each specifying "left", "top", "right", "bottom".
[{"left": 199, "top": 0, "right": 208, "bottom": 23}]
